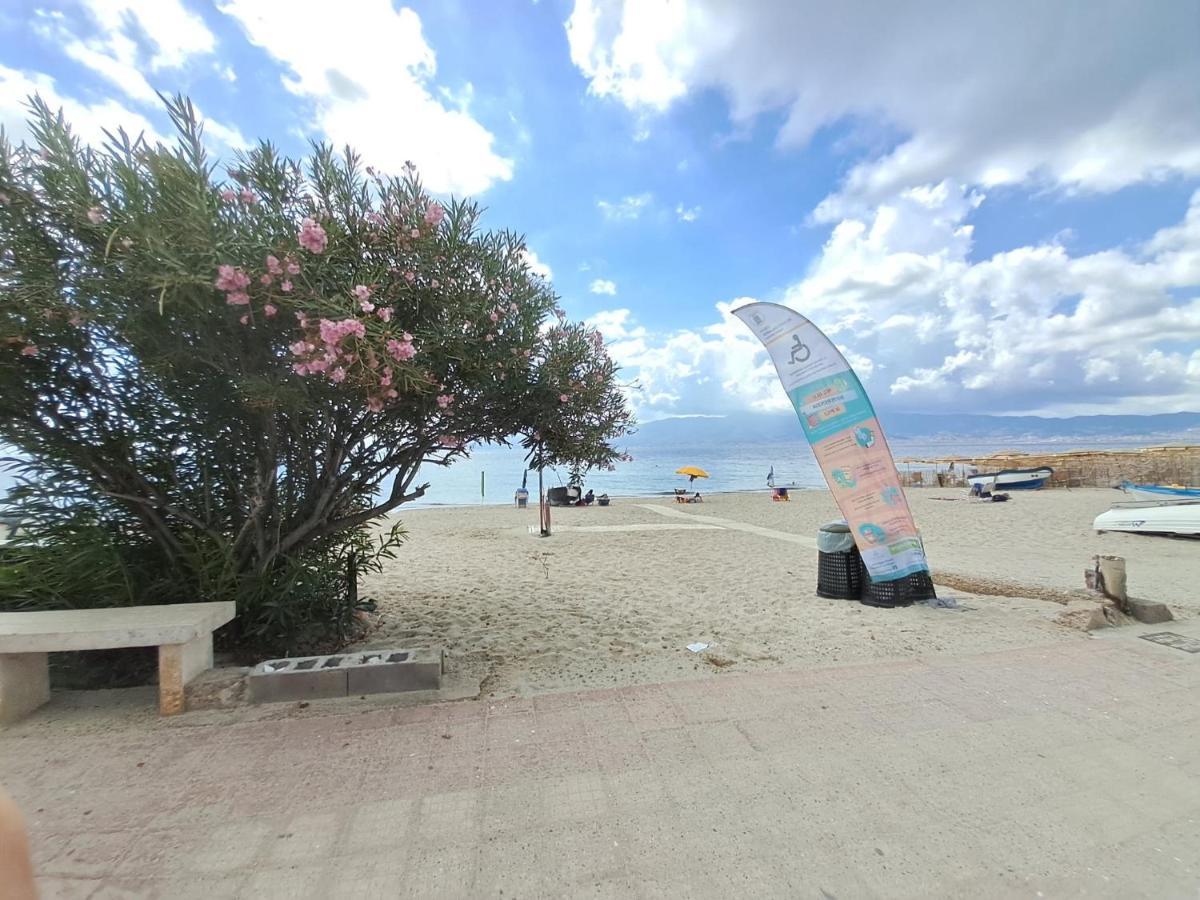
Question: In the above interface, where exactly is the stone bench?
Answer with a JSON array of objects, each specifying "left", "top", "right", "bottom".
[{"left": 0, "top": 602, "right": 236, "bottom": 724}]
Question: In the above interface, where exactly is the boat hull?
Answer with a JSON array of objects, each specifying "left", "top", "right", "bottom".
[
  {"left": 1119, "top": 482, "right": 1200, "bottom": 501},
  {"left": 967, "top": 467, "right": 1053, "bottom": 490},
  {"left": 1094, "top": 501, "right": 1200, "bottom": 537}
]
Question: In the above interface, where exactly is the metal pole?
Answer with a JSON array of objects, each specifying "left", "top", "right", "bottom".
[
  {"left": 538, "top": 464, "right": 548, "bottom": 537},
  {"left": 481, "top": 470, "right": 485, "bottom": 501}
]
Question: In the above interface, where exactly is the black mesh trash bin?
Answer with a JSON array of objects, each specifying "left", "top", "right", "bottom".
[
  {"left": 858, "top": 557, "right": 937, "bottom": 608},
  {"left": 816, "top": 522, "right": 861, "bottom": 599}
]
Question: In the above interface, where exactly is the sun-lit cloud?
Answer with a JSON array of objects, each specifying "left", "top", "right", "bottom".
[
  {"left": 567, "top": 0, "right": 1200, "bottom": 215},
  {"left": 219, "top": 0, "right": 513, "bottom": 195},
  {"left": 597, "top": 192, "right": 652, "bottom": 221},
  {"left": 590, "top": 278, "right": 617, "bottom": 295}
]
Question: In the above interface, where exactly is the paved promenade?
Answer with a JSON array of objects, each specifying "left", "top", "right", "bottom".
[{"left": 2, "top": 623, "right": 1198, "bottom": 899}]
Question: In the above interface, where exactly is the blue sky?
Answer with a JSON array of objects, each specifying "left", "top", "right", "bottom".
[{"left": 1, "top": 0, "right": 1199, "bottom": 421}]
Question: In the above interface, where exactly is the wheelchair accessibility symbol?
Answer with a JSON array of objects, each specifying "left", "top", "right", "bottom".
[{"left": 788, "top": 334, "right": 811, "bottom": 365}]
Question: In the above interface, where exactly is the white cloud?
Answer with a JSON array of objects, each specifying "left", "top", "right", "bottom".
[
  {"left": 601, "top": 185, "right": 1200, "bottom": 419},
  {"left": 675, "top": 203, "right": 700, "bottom": 222},
  {"left": 197, "top": 108, "right": 249, "bottom": 152},
  {"left": 522, "top": 248, "right": 553, "bottom": 281},
  {"left": 0, "top": 64, "right": 167, "bottom": 147},
  {"left": 37, "top": 0, "right": 216, "bottom": 108},
  {"left": 597, "top": 192, "right": 652, "bottom": 221},
  {"left": 589, "top": 278, "right": 617, "bottom": 295},
  {"left": 219, "top": 0, "right": 513, "bottom": 196},
  {"left": 567, "top": 1, "right": 1200, "bottom": 212}
]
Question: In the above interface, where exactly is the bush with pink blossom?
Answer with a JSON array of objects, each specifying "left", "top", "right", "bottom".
[{"left": 0, "top": 96, "right": 632, "bottom": 655}]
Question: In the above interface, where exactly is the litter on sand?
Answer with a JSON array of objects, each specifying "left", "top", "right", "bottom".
[
  {"left": 926, "top": 595, "right": 960, "bottom": 609},
  {"left": 686, "top": 642, "right": 710, "bottom": 653}
]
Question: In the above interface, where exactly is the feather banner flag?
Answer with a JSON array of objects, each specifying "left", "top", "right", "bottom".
[{"left": 734, "top": 302, "right": 931, "bottom": 582}]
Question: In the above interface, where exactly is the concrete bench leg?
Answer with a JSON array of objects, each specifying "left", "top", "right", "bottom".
[
  {"left": 0, "top": 652, "right": 51, "bottom": 725},
  {"left": 158, "top": 633, "right": 213, "bottom": 716}
]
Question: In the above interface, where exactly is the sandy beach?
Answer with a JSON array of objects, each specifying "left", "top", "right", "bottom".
[{"left": 360, "top": 487, "right": 1199, "bottom": 698}]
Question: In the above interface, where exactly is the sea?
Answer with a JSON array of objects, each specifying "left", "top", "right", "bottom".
[
  {"left": 399, "top": 436, "right": 1174, "bottom": 508},
  {"left": 0, "top": 434, "right": 1183, "bottom": 511}
]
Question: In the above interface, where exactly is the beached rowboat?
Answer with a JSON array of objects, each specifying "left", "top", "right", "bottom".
[
  {"left": 1094, "top": 500, "right": 1200, "bottom": 537},
  {"left": 1118, "top": 481, "right": 1200, "bottom": 501},
  {"left": 967, "top": 466, "right": 1053, "bottom": 491}
]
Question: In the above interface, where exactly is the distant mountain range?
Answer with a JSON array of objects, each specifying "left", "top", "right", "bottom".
[{"left": 629, "top": 411, "right": 1200, "bottom": 446}]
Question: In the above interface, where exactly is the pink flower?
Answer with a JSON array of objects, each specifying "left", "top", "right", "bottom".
[
  {"left": 292, "top": 362, "right": 310, "bottom": 375},
  {"left": 280, "top": 280, "right": 293, "bottom": 293},
  {"left": 386, "top": 339, "right": 416, "bottom": 361},
  {"left": 239, "top": 314, "right": 250, "bottom": 325},
  {"left": 410, "top": 228, "right": 420, "bottom": 239},
  {"left": 431, "top": 279, "right": 440, "bottom": 289},
  {"left": 264, "top": 304, "right": 278, "bottom": 318},
  {"left": 533, "top": 431, "right": 541, "bottom": 440},
  {"left": 485, "top": 334, "right": 494, "bottom": 342},
  {"left": 436, "top": 394, "right": 454, "bottom": 409},
  {"left": 226, "top": 292, "right": 250, "bottom": 306},
  {"left": 559, "top": 393, "right": 569, "bottom": 403},
  {"left": 402, "top": 332, "right": 413, "bottom": 342},
  {"left": 239, "top": 188, "right": 256, "bottom": 204},
  {"left": 21, "top": 344, "right": 38, "bottom": 357},
  {"left": 266, "top": 255, "right": 283, "bottom": 275},
  {"left": 366, "top": 211, "right": 385, "bottom": 226},
  {"left": 87, "top": 206, "right": 105, "bottom": 224},
  {"left": 319, "top": 318, "right": 365, "bottom": 346},
  {"left": 288, "top": 341, "right": 310, "bottom": 355},
  {"left": 489, "top": 311, "right": 499, "bottom": 322},
  {"left": 523, "top": 349, "right": 531, "bottom": 358},
  {"left": 376, "top": 306, "right": 392, "bottom": 322},
  {"left": 424, "top": 202, "right": 444, "bottom": 226},
  {"left": 220, "top": 189, "right": 237, "bottom": 202},
  {"left": 438, "top": 435, "right": 459, "bottom": 448},
  {"left": 215, "top": 265, "right": 251, "bottom": 292},
  {"left": 298, "top": 217, "right": 328, "bottom": 254},
  {"left": 360, "top": 300, "right": 375, "bottom": 313},
  {"left": 285, "top": 257, "right": 301, "bottom": 275},
  {"left": 404, "top": 271, "right": 415, "bottom": 284},
  {"left": 367, "top": 396, "right": 384, "bottom": 413},
  {"left": 353, "top": 285, "right": 372, "bottom": 302},
  {"left": 510, "top": 303, "right": 518, "bottom": 313},
  {"left": 259, "top": 273, "right": 272, "bottom": 285},
  {"left": 330, "top": 367, "right": 346, "bottom": 383}
]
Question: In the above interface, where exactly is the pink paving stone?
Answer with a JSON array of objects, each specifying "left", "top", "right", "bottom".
[{"left": 3, "top": 630, "right": 1200, "bottom": 897}]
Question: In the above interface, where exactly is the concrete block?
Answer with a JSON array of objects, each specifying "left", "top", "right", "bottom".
[
  {"left": 1127, "top": 598, "right": 1173, "bottom": 625},
  {"left": 248, "top": 655, "right": 349, "bottom": 703},
  {"left": 345, "top": 648, "right": 444, "bottom": 695},
  {"left": 0, "top": 652, "right": 51, "bottom": 725}
]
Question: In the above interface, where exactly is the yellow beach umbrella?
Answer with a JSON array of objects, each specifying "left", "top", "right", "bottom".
[{"left": 676, "top": 466, "right": 710, "bottom": 484}]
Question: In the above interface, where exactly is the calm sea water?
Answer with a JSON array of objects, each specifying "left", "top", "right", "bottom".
[{"left": 399, "top": 436, "right": 1164, "bottom": 508}]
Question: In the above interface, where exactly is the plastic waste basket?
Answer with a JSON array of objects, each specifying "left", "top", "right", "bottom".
[{"left": 816, "top": 521, "right": 861, "bottom": 599}]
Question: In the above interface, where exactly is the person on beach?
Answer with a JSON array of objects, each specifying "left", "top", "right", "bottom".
[
  {"left": 584, "top": 489, "right": 595, "bottom": 505},
  {"left": 0, "top": 786, "right": 37, "bottom": 900}
]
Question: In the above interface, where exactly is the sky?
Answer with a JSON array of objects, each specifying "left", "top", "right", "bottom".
[{"left": 1, "top": 0, "right": 1198, "bottom": 422}]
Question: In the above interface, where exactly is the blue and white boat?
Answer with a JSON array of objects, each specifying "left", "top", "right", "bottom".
[
  {"left": 1119, "top": 481, "right": 1200, "bottom": 501},
  {"left": 967, "top": 466, "right": 1053, "bottom": 491}
]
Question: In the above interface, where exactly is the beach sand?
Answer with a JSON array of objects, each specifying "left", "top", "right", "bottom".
[{"left": 360, "top": 487, "right": 1199, "bottom": 698}]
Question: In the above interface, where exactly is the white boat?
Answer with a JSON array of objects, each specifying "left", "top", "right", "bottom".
[
  {"left": 1093, "top": 500, "right": 1200, "bottom": 537},
  {"left": 1119, "top": 481, "right": 1200, "bottom": 501},
  {"left": 967, "top": 466, "right": 1053, "bottom": 491}
]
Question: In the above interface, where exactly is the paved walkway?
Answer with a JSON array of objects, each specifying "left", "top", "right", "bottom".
[{"left": 2, "top": 624, "right": 1199, "bottom": 899}]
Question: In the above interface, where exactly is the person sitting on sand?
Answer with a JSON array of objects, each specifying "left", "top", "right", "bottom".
[{"left": 584, "top": 489, "right": 595, "bottom": 505}]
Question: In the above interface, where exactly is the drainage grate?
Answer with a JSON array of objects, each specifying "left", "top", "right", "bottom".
[{"left": 1139, "top": 632, "right": 1200, "bottom": 653}]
